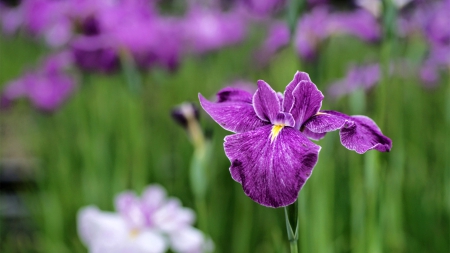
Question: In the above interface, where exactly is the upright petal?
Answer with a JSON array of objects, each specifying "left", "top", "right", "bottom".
[
  {"left": 224, "top": 125, "right": 321, "bottom": 208},
  {"left": 253, "top": 80, "right": 281, "bottom": 123},
  {"left": 115, "top": 191, "right": 146, "bottom": 229},
  {"left": 319, "top": 111, "right": 392, "bottom": 154},
  {"left": 282, "top": 71, "right": 311, "bottom": 113},
  {"left": 290, "top": 80, "right": 324, "bottom": 129},
  {"left": 199, "top": 94, "right": 267, "bottom": 133},
  {"left": 141, "top": 184, "right": 167, "bottom": 211}
]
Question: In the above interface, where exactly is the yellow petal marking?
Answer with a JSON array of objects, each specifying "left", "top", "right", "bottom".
[{"left": 270, "top": 125, "right": 284, "bottom": 143}]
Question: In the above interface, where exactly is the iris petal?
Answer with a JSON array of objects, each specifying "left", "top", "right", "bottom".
[
  {"left": 199, "top": 94, "right": 267, "bottom": 133},
  {"left": 339, "top": 115, "right": 392, "bottom": 154},
  {"left": 282, "top": 71, "right": 311, "bottom": 113},
  {"left": 303, "top": 112, "right": 349, "bottom": 133},
  {"left": 216, "top": 87, "right": 253, "bottom": 103},
  {"left": 307, "top": 111, "right": 392, "bottom": 154},
  {"left": 224, "top": 126, "right": 321, "bottom": 208},
  {"left": 290, "top": 80, "right": 324, "bottom": 129},
  {"left": 253, "top": 80, "right": 281, "bottom": 123},
  {"left": 302, "top": 128, "right": 327, "bottom": 141}
]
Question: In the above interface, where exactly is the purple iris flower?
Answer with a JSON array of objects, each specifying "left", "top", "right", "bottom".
[
  {"left": 328, "top": 63, "right": 381, "bottom": 99},
  {"left": 199, "top": 71, "right": 391, "bottom": 208},
  {"left": 1, "top": 52, "right": 75, "bottom": 112},
  {"left": 182, "top": 6, "right": 247, "bottom": 54},
  {"left": 21, "top": 0, "right": 73, "bottom": 47},
  {"left": 294, "top": 7, "right": 380, "bottom": 61},
  {"left": 71, "top": 34, "right": 119, "bottom": 73},
  {"left": 0, "top": 3, "right": 24, "bottom": 35},
  {"left": 255, "top": 21, "right": 290, "bottom": 66},
  {"left": 240, "top": 0, "right": 287, "bottom": 16}
]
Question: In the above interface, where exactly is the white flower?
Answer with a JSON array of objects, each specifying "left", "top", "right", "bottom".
[{"left": 77, "top": 184, "right": 213, "bottom": 253}]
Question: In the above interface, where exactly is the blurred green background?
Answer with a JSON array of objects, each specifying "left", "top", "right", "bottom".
[{"left": 1, "top": 19, "right": 450, "bottom": 253}]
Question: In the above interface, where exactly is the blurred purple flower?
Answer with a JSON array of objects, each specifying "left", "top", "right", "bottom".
[
  {"left": 307, "top": 0, "right": 329, "bottom": 6},
  {"left": 182, "top": 6, "right": 247, "bottom": 54},
  {"left": 420, "top": 45, "right": 450, "bottom": 87},
  {"left": 422, "top": 0, "right": 450, "bottom": 47},
  {"left": 20, "top": 0, "right": 73, "bottom": 47},
  {"left": 240, "top": 0, "right": 287, "bottom": 16},
  {"left": 199, "top": 71, "right": 391, "bottom": 207},
  {"left": 255, "top": 21, "right": 290, "bottom": 66},
  {"left": 71, "top": 35, "right": 119, "bottom": 73},
  {"left": 328, "top": 63, "right": 380, "bottom": 99},
  {"left": 294, "top": 7, "right": 380, "bottom": 61},
  {"left": 1, "top": 52, "right": 75, "bottom": 112},
  {"left": 328, "top": 10, "right": 380, "bottom": 42},
  {"left": 0, "top": 3, "right": 24, "bottom": 34},
  {"left": 78, "top": 185, "right": 213, "bottom": 253}
]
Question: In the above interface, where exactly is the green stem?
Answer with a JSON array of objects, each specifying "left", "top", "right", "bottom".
[
  {"left": 284, "top": 201, "right": 299, "bottom": 253},
  {"left": 195, "top": 197, "right": 208, "bottom": 235}
]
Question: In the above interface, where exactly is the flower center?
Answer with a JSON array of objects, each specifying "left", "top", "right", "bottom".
[
  {"left": 270, "top": 124, "right": 284, "bottom": 143},
  {"left": 129, "top": 228, "right": 140, "bottom": 238}
]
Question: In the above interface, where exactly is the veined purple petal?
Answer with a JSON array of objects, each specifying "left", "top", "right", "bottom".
[
  {"left": 323, "top": 111, "right": 392, "bottom": 154},
  {"left": 302, "top": 128, "right": 327, "bottom": 141},
  {"left": 224, "top": 125, "right": 321, "bottom": 208},
  {"left": 253, "top": 80, "right": 281, "bottom": 122},
  {"left": 282, "top": 71, "right": 311, "bottom": 113},
  {"left": 302, "top": 112, "right": 350, "bottom": 133},
  {"left": 199, "top": 94, "right": 267, "bottom": 133},
  {"left": 290, "top": 80, "right": 324, "bottom": 129},
  {"left": 274, "top": 112, "right": 295, "bottom": 127},
  {"left": 216, "top": 87, "right": 253, "bottom": 103}
]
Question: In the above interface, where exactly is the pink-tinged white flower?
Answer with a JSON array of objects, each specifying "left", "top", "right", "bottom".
[{"left": 78, "top": 185, "right": 213, "bottom": 253}]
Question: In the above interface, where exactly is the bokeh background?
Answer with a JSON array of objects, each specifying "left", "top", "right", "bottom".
[{"left": 1, "top": 0, "right": 449, "bottom": 252}]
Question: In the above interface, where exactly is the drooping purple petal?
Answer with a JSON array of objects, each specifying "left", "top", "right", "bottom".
[
  {"left": 282, "top": 71, "right": 312, "bottom": 113},
  {"left": 253, "top": 80, "right": 281, "bottom": 122},
  {"left": 199, "top": 94, "right": 267, "bottom": 133},
  {"left": 224, "top": 125, "right": 321, "bottom": 208},
  {"left": 302, "top": 128, "right": 327, "bottom": 141},
  {"left": 302, "top": 112, "right": 350, "bottom": 133},
  {"left": 290, "top": 80, "right": 324, "bottom": 129},
  {"left": 323, "top": 111, "right": 392, "bottom": 154}
]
